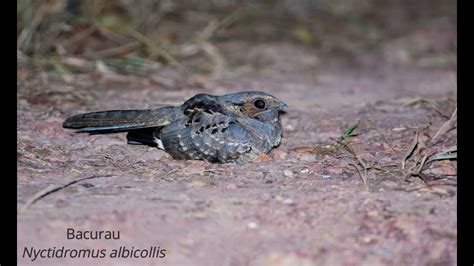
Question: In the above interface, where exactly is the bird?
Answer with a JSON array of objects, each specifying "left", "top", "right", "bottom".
[{"left": 63, "top": 91, "right": 287, "bottom": 163}]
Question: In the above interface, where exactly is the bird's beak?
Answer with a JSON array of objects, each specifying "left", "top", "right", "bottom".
[{"left": 277, "top": 102, "right": 288, "bottom": 112}]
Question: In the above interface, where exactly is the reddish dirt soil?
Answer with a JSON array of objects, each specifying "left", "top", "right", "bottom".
[{"left": 17, "top": 42, "right": 456, "bottom": 265}]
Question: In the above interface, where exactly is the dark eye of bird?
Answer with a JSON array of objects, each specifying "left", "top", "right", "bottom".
[{"left": 253, "top": 99, "right": 266, "bottom": 109}]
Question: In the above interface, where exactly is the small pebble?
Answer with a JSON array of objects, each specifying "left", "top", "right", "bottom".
[
  {"left": 283, "top": 198, "right": 294, "bottom": 205},
  {"left": 284, "top": 124, "right": 295, "bottom": 131},
  {"left": 283, "top": 169, "right": 294, "bottom": 177},
  {"left": 247, "top": 222, "right": 258, "bottom": 229}
]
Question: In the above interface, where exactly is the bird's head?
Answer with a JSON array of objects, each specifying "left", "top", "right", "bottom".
[{"left": 219, "top": 91, "right": 287, "bottom": 123}]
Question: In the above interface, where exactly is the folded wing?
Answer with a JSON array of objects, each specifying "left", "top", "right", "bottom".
[{"left": 63, "top": 107, "right": 180, "bottom": 133}]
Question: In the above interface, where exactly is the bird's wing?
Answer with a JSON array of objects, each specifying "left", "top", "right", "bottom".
[
  {"left": 161, "top": 105, "right": 258, "bottom": 162},
  {"left": 63, "top": 106, "right": 181, "bottom": 133}
]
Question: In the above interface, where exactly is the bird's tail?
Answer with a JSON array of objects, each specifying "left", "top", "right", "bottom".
[{"left": 63, "top": 107, "right": 177, "bottom": 133}]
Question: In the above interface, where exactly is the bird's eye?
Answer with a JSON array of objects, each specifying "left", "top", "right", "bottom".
[{"left": 253, "top": 99, "right": 266, "bottom": 109}]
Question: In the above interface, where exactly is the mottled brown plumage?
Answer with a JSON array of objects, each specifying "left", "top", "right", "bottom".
[{"left": 63, "top": 91, "right": 287, "bottom": 163}]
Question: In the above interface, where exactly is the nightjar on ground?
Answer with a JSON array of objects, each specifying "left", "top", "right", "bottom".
[{"left": 63, "top": 91, "right": 287, "bottom": 163}]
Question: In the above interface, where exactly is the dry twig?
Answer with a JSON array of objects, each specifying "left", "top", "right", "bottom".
[{"left": 19, "top": 174, "right": 113, "bottom": 214}]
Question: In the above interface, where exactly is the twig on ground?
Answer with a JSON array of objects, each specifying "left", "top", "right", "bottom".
[{"left": 19, "top": 174, "right": 113, "bottom": 214}]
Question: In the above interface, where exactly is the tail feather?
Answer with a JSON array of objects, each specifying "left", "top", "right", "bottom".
[{"left": 63, "top": 108, "right": 178, "bottom": 133}]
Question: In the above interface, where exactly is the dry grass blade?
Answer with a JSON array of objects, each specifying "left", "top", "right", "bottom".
[
  {"left": 17, "top": 3, "right": 46, "bottom": 50},
  {"left": 401, "top": 127, "right": 426, "bottom": 169},
  {"left": 123, "top": 28, "right": 186, "bottom": 72},
  {"left": 415, "top": 172, "right": 433, "bottom": 189},
  {"left": 197, "top": 9, "right": 242, "bottom": 42},
  {"left": 19, "top": 174, "right": 113, "bottom": 214},
  {"left": 60, "top": 57, "right": 96, "bottom": 72},
  {"left": 432, "top": 107, "right": 457, "bottom": 143},
  {"left": 340, "top": 142, "right": 368, "bottom": 171},
  {"left": 62, "top": 26, "right": 97, "bottom": 51},
  {"left": 413, "top": 154, "right": 430, "bottom": 176},
  {"left": 188, "top": 10, "right": 242, "bottom": 76},
  {"left": 17, "top": 50, "right": 30, "bottom": 67},
  {"left": 401, "top": 108, "right": 456, "bottom": 184},
  {"left": 87, "top": 41, "right": 141, "bottom": 60},
  {"left": 94, "top": 25, "right": 185, "bottom": 73},
  {"left": 349, "top": 162, "right": 368, "bottom": 189},
  {"left": 333, "top": 137, "right": 369, "bottom": 188},
  {"left": 425, "top": 146, "right": 457, "bottom": 165},
  {"left": 328, "top": 122, "right": 369, "bottom": 187},
  {"left": 200, "top": 42, "right": 226, "bottom": 77}
]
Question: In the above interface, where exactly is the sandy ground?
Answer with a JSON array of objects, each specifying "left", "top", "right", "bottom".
[{"left": 17, "top": 42, "right": 456, "bottom": 265}]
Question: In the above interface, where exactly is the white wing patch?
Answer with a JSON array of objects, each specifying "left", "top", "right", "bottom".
[{"left": 155, "top": 138, "right": 165, "bottom": 150}]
